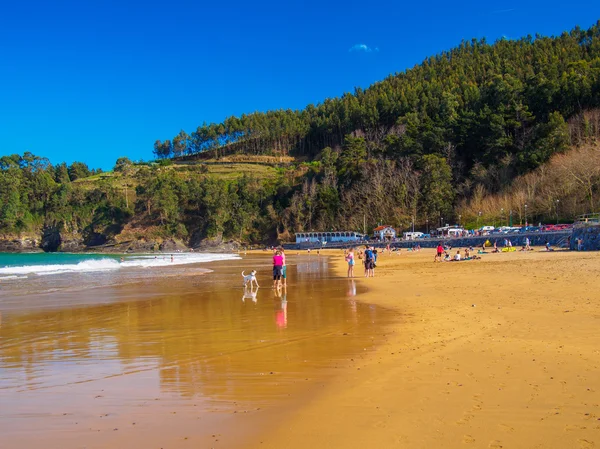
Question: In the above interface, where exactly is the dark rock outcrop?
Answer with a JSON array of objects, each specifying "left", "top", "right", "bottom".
[
  {"left": 159, "top": 239, "right": 188, "bottom": 252},
  {"left": 0, "top": 236, "right": 41, "bottom": 252},
  {"left": 41, "top": 227, "right": 61, "bottom": 252},
  {"left": 192, "top": 236, "right": 240, "bottom": 252}
]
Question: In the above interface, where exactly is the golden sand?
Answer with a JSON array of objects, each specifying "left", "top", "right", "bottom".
[
  {"left": 2, "top": 249, "right": 599, "bottom": 448},
  {"left": 251, "top": 248, "right": 600, "bottom": 449}
]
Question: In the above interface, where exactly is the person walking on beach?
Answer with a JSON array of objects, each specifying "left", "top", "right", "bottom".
[
  {"left": 364, "top": 246, "right": 375, "bottom": 277},
  {"left": 345, "top": 247, "right": 355, "bottom": 278},
  {"left": 280, "top": 247, "right": 287, "bottom": 287},
  {"left": 273, "top": 250, "right": 284, "bottom": 288},
  {"left": 435, "top": 243, "right": 444, "bottom": 262}
]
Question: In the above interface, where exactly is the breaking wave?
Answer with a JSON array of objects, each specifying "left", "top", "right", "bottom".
[{"left": 0, "top": 253, "right": 240, "bottom": 277}]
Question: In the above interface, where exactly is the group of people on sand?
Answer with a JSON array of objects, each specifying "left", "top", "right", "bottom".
[
  {"left": 344, "top": 245, "right": 377, "bottom": 278},
  {"left": 435, "top": 243, "right": 481, "bottom": 262}
]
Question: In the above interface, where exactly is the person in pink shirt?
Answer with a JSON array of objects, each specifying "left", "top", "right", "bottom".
[{"left": 273, "top": 250, "right": 284, "bottom": 288}]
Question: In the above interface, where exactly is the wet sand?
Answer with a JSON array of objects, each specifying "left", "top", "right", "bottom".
[
  {"left": 4, "top": 248, "right": 599, "bottom": 448},
  {"left": 252, "top": 248, "right": 600, "bottom": 449},
  {"left": 0, "top": 254, "right": 396, "bottom": 449}
]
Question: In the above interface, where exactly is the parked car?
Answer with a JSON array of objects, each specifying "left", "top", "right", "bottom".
[{"left": 519, "top": 226, "right": 540, "bottom": 233}]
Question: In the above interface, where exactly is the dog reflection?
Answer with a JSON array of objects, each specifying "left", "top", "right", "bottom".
[{"left": 242, "top": 286, "right": 259, "bottom": 303}]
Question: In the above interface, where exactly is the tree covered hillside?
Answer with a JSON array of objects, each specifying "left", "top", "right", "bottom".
[
  {"left": 2, "top": 22, "right": 600, "bottom": 249},
  {"left": 157, "top": 22, "right": 600, "bottom": 184}
]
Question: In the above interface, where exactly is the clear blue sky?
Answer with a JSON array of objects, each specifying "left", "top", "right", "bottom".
[{"left": 1, "top": 0, "right": 599, "bottom": 170}]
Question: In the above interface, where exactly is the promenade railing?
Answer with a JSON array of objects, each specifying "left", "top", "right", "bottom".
[{"left": 574, "top": 213, "right": 600, "bottom": 227}]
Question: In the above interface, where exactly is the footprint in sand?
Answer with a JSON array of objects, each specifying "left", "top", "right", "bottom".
[
  {"left": 463, "top": 435, "right": 475, "bottom": 444},
  {"left": 488, "top": 440, "right": 503, "bottom": 448},
  {"left": 498, "top": 424, "right": 514, "bottom": 433},
  {"left": 578, "top": 439, "right": 595, "bottom": 449},
  {"left": 566, "top": 425, "right": 587, "bottom": 431},
  {"left": 456, "top": 413, "right": 474, "bottom": 425}
]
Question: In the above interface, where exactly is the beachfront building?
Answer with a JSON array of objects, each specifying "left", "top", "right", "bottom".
[
  {"left": 435, "top": 226, "right": 466, "bottom": 237},
  {"left": 373, "top": 225, "right": 397, "bottom": 241},
  {"left": 294, "top": 231, "right": 365, "bottom": 244}
]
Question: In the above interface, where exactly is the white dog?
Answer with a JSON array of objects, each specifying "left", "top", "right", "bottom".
[{"left": 242, "top": 270, "right": 259, "bottom": 288}]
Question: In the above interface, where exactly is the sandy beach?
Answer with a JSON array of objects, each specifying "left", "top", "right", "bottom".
[
  {"left": 251, "top": 248, "right": 600, "bottom": 449},
  {"left": 0, "top": 253, "right": 394, "bottom": 449},
  {"left": 2, "top": 248, "right": 599, "bottom": 449}
]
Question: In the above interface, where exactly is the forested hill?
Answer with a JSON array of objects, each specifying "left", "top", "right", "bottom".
[
  {"left": 156, "top": 22, "right": 600, "bottom": 181},
  {"left": 2, "top": 22, "right": 600, "bottom": 251}
]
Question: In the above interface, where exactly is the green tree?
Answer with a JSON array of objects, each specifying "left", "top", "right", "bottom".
[{"left": 419, "top": 155, "right": 455, "bottom": 220}]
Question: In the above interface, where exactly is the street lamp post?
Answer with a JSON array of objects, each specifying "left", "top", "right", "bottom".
[
  {"left": 501, "top": 208, "right": 504, "bottom": 226},
  {"left": 524, "top": 204, "right": 528, "bottom": 226},
  {"left": 509, "top": 209, "right": 513, "bottom": 226},
  {"left": 555, "top": 199, "right": 560, "bottom": 224},
  {"left": 458, "top": 214, "right": 461, "bottom": 227},
  {"left": 426, "top": 219, "right": 429, "bottom": 234},
  {"left": 477, "top": 211, "right": 482, "bottom": 229}
]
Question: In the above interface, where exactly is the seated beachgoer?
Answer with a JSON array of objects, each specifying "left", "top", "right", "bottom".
[
  {"left": 443, "top": 252, "right": 451, "bottom": 262},
  {"left": 453, "top": 251, "right": 461, "bottom": 261}
]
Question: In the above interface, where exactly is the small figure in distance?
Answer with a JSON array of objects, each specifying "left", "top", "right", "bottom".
[
  {"left": 434, "top": 242, "right": 444, "bottom": 262},
  {"left": 280, "top": 247, "right": 287, "bottom": 287},
  {"left": 345, "top": 247, "right": 355, "bottom": 278}
]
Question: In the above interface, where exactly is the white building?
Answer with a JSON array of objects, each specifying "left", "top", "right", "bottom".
[
  {"left": 373, "top": 225, "right": 397, "bottom": 240},
  {"left": 295, "top": 231, "right": 365, "bottom": 244},
  {"left": 436, "top": 226, "right": 465, "bottom": 237}
]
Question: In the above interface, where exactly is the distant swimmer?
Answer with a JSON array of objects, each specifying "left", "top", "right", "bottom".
[{"left": 171, "top": 254, "right": 174, "bottom": 262}]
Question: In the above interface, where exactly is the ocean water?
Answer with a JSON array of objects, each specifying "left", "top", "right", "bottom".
[
  {"left": 0, "top": 254, "right": 395, "bottom": 448},
  {"left": 0, "top": 252, "right": 241, "bottom": 303}
]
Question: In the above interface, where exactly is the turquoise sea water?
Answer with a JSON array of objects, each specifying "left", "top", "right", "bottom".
[
  {"left": 0, "top": 252, "right": 241, "bottom": 301},
  {"left": 0, "top": 252, "right": 121, "bottom": 268}
]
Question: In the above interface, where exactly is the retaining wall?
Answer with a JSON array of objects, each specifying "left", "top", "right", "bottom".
[
  {"left": 570, "top": 225, "right": 600, "bottom": 251},
  {"left": 284, "top": 231, "right": 571, "bottom": 250}
]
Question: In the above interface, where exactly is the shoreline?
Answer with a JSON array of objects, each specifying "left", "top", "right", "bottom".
[
  {"left": 0, "top": 253, "right": 396, "bottom": 449},
  {"left": 250, "top": 248, "right": 600, "bottom": 449}
]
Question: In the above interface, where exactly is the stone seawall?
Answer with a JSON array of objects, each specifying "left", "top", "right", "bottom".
[
  {"left": 284, "top": 231, "right": 571, "bottom": 251},
  {"left": 570, "top": 224, "right": 600, "bottom": 250}
]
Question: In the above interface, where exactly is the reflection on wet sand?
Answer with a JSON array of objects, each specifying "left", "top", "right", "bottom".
[
  {"left": 0, "top": 256, "right": 394, "bottom": 448},
  {"left": 242, "top": 285, "right": 259, "bottom": 303}
]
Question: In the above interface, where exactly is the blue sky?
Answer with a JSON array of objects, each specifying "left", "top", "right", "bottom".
[{"left": 1, "top": 0, "right": 599, "bottom": 170}]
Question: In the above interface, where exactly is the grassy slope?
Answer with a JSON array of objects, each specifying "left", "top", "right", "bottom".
[{"left": 72, "top": 156, "right": 297, "bottom": 191}]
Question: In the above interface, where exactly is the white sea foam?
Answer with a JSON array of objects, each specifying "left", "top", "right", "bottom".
[
  {"left": 0, "top": 253, "right": 240, "bottom": 276},
  {"left": 0, "top": 275, "right": 28, "bottom": 280}
]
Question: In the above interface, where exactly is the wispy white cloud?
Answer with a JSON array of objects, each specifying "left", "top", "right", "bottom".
[{"left": 349, "top": 44, "right": 379, "bottom": 53}]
